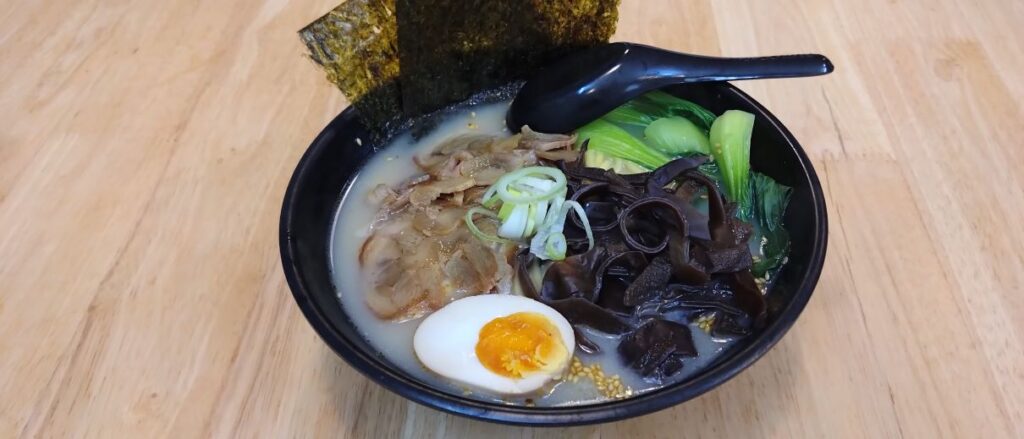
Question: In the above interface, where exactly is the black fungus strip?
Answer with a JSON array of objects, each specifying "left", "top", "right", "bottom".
[
  {"left": 547, "top": 298, "right": 632, "bottom": 335},
  {"left": 727, "top": 271, "right": 768, "bottom": 329},
  {"left": 618, "top": 197, "right": 687, "bottom": 253},
  {"left": 622, "top": 255, "right": 673, "bottom": 306},
  {"left": 645, "top": 156, "right": 708, "bottom": 194},
  {"left": 517, "top": 249, "right": 632, "bottom": 339},
  {"left": 617, "top": 319, "right": 697, "bottom": 378},
  {"left": 570, "top": 183, "right": 621, "bottom": 231},
  {"left": 510, "top": 153, "right": 777, "bottom": 381},
  {"left": 573, "top": 326, "right": 601, "bottom": 354},
  {"left": 668, "top": 230, "right": 710, "bottom": 284},
  {"left": 539, "top": 247, "right": 608, "bottom": 301},
  {"left": 682, "top": 169, "right": 729, "bottom": 241}
]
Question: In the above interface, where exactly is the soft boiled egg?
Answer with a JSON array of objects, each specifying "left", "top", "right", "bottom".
[{"left": 413, "top": 294, "right": 574, "bottom": 395}]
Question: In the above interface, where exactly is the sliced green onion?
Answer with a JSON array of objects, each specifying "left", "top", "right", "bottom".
[
  {"left": 523, "top": 204, "right": 538, "bottom": 237},
  {"left": 528, "top": 199, "right": 594, "bottom": 261},
  {"left": 494, "top": 166, "right": 567, "bottom": 204},
  {"left": 481, "top": 183, "right": 501, "bottom": 208},
  {"left": 465, "top": 207, "right": 511, "bottom": 244},
  {"left": 497, "top": 200, "right": 515, "bottom": 221},
  {"left": 547, "top": 192, "right": 565, "bottom": 224},
  {"left": 564, "top": 200, "right": 594, "bottom": 250},
  {"left": 511, "top": 176, "right": 555, "bottom": 193},
  {"left": 468, "top": 166, "right": 592, "bottom": 261},
  {"left": 498, "top": 203, "right": 530, "bottom": 239},
  {"left": 545, "top": 232, "right": 568, "bottom": 260},
  {"left": 533, "top": 199, "right": 549, "bottom": 230}
]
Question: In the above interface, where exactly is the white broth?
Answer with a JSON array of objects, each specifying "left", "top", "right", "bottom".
[{"left": 330, "top": 101, "right": 738, "bottom": 406}]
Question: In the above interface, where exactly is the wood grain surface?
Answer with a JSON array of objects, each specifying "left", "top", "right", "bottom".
[{"left": 2, "top": 0, "right": 1022, "bottom": 437}]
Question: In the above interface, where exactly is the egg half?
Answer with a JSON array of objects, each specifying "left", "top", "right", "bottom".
[{"left": 413, "top": 294, "right": 575, "bottom": 395}]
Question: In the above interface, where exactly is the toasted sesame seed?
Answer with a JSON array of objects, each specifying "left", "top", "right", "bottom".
[{"left": 564, "top": 357, "right": 633, "bottom": 400}]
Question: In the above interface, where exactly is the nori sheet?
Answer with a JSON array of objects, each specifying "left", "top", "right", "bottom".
[
  {"left": 395, "top": 0, "right": 620, "bottom": 115},
  {"left": 299, "top": 0, "right": 619, "bottom": 131},
  {"left": 299, "top": 0, "right": 402, "bottom": 129}
]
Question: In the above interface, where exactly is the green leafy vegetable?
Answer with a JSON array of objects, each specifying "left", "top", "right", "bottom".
[
  {"left": 696, "top": 159, "right": 724, "bottom": 189},
  {"left": 576, "top": 119, "right": 670, "bottom": 170},
  {"left": 644, "top": 116, "right": 711, "bottom": 155},
  {"left": 600, "top": 90, "right": 716, "bottom": 133},
  {"left": 641, "top": 90, "right": 717, "bottom": 131},
  {"left": 750, "top": 172, "right": 792, "bottom": 276},
  {"left": 584, "top": 149, "right": 649, "bottom": 174},
  {"left": 709, "top": 110, "right": 755, "bottom": 218},
  {"left": 601, "top": 99, "right": 662, "bottom": 127}
]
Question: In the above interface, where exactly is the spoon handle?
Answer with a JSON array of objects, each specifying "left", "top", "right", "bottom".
[{"left": 630, "top": 45, "right": 834, "bottom": 83}]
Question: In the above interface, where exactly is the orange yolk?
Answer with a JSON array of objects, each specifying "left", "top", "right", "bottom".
[{"left": 476, "top": 312, "right": 568, "bottom": 378}]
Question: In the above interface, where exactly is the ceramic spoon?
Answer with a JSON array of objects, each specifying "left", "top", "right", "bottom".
[{"left": 507, "top": 42, "right": 833, "bottom": 133}]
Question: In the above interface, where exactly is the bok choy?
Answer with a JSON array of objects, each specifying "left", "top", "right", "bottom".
[
  {"left": 709, "top": 110, "right": 755, "bottom": 218},
  {"left": 750, "top": 172, "right": 792, "bottom": 276},
  {"left": 584, "top": 149, "right": 649, "bottom": 175},
  {"left": 644, "top": 116, "right": 711, "bottom": 155},
  {"left": 575, "top": 119, "right": 670, "bottom": 170},
  {"left": 642, "top": 90, "right": 717, "bottom": 131}
]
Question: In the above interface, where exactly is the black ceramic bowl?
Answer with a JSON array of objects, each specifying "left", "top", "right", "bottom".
[{"left": 280, "top": 82, "right": 827, "bottom": 426}]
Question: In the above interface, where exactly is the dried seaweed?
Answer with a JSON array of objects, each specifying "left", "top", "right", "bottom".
[
  {"left": 300, "top": 0, "right": 620, "bottom": 131},
  {"left": 395, "top": 0, "right": 620, "bottom": 115},
  {"left": 299, "top": 0, "right": 402, "bottom": 129}
]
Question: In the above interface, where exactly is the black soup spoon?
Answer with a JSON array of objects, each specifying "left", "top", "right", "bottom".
[{"left": 507, "top": 42, "right": 834, "bottom": 133}]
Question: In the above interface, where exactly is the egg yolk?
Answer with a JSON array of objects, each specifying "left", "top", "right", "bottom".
[{"left": 476, "top": 312, "right": 568, "bottom": 378}]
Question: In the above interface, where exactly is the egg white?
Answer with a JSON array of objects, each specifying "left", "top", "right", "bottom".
[{"left": 413, "top": 294, "right": 575, "bottom": 395}]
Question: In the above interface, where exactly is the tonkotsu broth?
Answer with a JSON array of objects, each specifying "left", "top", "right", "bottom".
[{"left": 330, "top": 101, "right": 739, "bottom": 406}]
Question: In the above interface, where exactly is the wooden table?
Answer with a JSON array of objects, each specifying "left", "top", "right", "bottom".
[{"left": 2, "top": 0, "right": 1022, "bottom": 436}]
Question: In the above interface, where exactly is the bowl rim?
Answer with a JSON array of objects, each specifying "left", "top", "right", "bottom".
[{"left": 279, "top": 82, "right": 828, "bottom": 426}]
